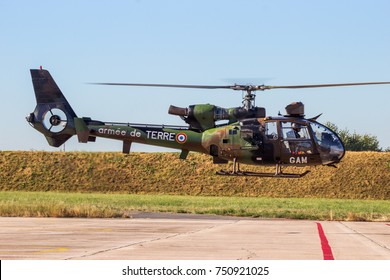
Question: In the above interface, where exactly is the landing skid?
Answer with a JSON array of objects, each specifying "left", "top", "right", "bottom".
[
  {"left": 216, "top": 170, "right": 310, "bottom": 178},
  {"left": 216, "top": 158, "right": 310, "bottom": 178}
]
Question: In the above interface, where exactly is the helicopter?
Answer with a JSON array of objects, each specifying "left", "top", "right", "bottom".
[{"left": 26, "top": 68, "right": 390, "bottom": 178}]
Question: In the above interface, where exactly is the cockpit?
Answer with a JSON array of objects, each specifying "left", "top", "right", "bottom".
[
  {"left": 308, "top": 120, "right": 345, "bottom": 165},
  {"left": 262, "top": 118, "right": 345, "bottom": 166}
]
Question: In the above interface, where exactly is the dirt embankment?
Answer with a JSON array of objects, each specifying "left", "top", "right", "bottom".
[{"left": 0, "top": 151, "right": 389, "bottom": 199}]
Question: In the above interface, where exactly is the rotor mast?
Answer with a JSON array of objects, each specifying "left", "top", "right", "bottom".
[{"left": 242, "top": 88, "right": 256, "bottom": 110}]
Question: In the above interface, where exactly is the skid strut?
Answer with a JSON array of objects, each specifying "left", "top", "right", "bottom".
[{"left": 216, "top": 158, "right": 310, "bottom": 178}]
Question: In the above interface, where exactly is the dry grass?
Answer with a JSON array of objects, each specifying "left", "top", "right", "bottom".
[{"left": 0, "top": 151, "right": 389, "bottom": 199}]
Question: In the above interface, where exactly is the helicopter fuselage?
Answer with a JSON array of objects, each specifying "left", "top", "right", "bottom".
[
  {"left": 72, "top": 115, "right": 345, "bottom": 168},
  {"left": 27, "top": 68, "right": 347, "bottom": 177}
]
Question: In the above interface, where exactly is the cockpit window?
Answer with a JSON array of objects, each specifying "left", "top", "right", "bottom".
[
  {"left": 265, "top": 121, "right": 278, "bottom": 140},
  {"left": 311, "top": 122, "right": 341, "bottom": 147},
  {"left": 281, "top": 122, "right": 310, "bottom": 139},
  {"left": 280, "top": 122, "right": 313, "bottom": 155},
  {"left": 309, "top": 121, "right": 345, "bottom": 164}
]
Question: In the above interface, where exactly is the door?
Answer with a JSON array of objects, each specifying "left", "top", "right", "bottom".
[
  {"left": 220, "top": 125, "right": 241, "bottom": 158},
  {"left": 262, "top": 120, "right": 281, "bottom": 163}
]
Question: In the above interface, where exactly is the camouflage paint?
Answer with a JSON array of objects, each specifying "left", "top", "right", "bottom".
[
  {"left": 27, "top": 68, "right": 345, "bottom": 169},
  {"left": 88, "top": 122, "right": 207, "bottom": 154}
]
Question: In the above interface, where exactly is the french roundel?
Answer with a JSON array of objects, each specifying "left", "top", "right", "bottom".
[{"left": 176, "top": 132, "right": 187, "bottom": 144}]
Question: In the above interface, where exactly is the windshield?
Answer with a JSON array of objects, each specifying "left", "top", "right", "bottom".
[{"left": 309, "top": 121, "right": 345, "bottom": 165}]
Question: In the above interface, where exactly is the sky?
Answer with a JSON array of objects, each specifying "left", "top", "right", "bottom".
[{"left": 1, "top": 0, "right": 390, "bottom": 152}]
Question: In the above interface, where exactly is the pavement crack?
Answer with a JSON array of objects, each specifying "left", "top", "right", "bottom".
[
  {"left": 66, "top": 220, "right": 240, "bottom": 260},
  {"left": 339, "top": 222, "right": 390, "bottom": 252},
  {"left": 66, "top": 232, "right": 184, "bottom": 260}
]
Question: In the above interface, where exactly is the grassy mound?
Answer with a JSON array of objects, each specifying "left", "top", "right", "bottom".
[{"left": 0, "top": 151, "right": 389, "bottom": 199}]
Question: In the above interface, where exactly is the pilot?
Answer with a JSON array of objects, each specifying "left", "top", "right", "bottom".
[{"left": 287, "top": 123, "right": 301, "bottom": 139}]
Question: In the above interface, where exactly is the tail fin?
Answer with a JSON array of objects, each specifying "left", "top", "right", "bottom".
[{"left": 26, "top": 69, "right": 77, "bottom": 147}]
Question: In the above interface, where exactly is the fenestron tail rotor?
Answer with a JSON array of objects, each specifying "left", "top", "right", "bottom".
[
  {"left": 28, "top": 69, "right": 77, "bottom": 147},
  {"left": 42, "top": 108, "right": 68, "bottom": 133}
]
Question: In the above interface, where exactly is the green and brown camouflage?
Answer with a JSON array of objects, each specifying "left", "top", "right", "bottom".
[
  {"left": 82, "top": 120, "right": 207, "bottom": 156},
  {"left": 27, "top": 69, "right": 347, "bottom": 177}
]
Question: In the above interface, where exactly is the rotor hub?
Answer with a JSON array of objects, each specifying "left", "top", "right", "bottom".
[
  {"left": 242, "top": 90, "right": 256, "bottom": 110},
  {"left": 49, "top": 114, "right": 62, "bottom": 126}
]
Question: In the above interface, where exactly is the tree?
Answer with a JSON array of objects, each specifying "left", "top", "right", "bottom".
[{"left": 325, "top": 122, "right": 382, "bottom": 152}]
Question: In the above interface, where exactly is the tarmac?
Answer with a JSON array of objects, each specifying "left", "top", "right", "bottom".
[{"left": 0, "top": 213, "right": 389, "bottom": 260}]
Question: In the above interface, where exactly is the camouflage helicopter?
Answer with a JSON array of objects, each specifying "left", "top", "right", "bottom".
[{"left": 26, "top": 68, "right": 390, "bottom": 177}]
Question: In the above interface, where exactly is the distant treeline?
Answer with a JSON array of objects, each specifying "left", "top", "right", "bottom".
[{"left": 326, "top": 122, "right": 389, "bottom": 152}]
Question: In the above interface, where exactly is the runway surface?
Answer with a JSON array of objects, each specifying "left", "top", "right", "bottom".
[{"left": 0, "top": 213, "right": 389, "bottom": 260}]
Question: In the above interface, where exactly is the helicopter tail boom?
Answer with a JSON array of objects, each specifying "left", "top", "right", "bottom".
[{"left": 27, "top": 69, "right": 77, "bottom": 147}]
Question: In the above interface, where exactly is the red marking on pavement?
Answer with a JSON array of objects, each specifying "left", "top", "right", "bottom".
[
  {"left": 386, "top": 224, "right": 390, "bottom": 227},
  {"left": 316, "top": 222, "right": 334, "bottom": 260}
]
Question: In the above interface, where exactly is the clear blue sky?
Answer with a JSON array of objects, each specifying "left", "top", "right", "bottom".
[{"left": 1, "top": 0, "right": 390, "bottom": 152}]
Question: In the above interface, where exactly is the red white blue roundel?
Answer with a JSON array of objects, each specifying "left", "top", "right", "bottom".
[{"left": 176, "top": 132, "right": 187, "bottom": 144}]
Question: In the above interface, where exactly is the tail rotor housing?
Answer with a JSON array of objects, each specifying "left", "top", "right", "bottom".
[{"left": 27, "top": 69, "right": 77, "bottom": 147}]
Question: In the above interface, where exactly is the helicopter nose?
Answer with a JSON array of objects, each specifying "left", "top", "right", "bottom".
[
  {"left": 322, "top": 139, "right": 345, "bottom": 165},
  {"left": 331, "top": 146, "right": 345, "bottom": 163},
  {"left": 309, "top": 121, "right": 345, "bottom": 165}
]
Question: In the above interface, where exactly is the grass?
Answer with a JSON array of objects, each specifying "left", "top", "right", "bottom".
[
  {"left": 1, "top": 151, "right": 389, "bottom": 199},
  {"left": 0, "top": 152, "right": 389, "bottom": 221},
  {"left": 0, "top": 191, "right": 389, "bottom": 221}
]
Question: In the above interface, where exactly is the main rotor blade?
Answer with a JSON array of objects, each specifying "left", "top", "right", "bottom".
[
  {"left": 90, "top": 81, "right": 390, "bottom": 91},
  {"left": 265, "top": 81, "right": 390, "bottom": 90},
  {"left": 91, "top": 82, "right": 234, "bottom": 90}
]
